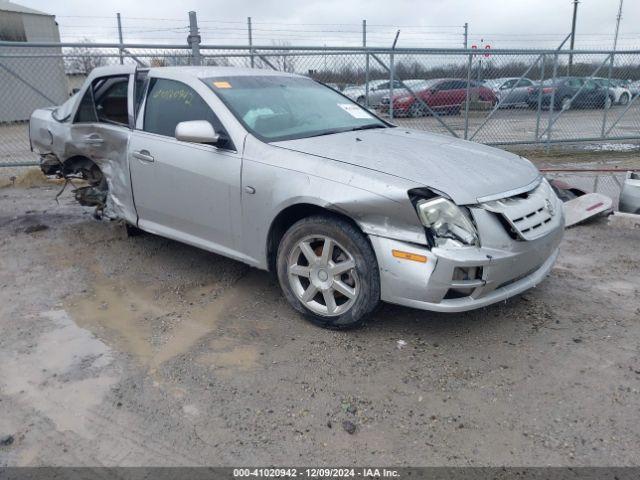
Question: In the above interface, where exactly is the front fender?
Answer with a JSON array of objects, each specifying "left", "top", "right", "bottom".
[{"left": 241, "top": 136, "right": 427, "bottom": 269}]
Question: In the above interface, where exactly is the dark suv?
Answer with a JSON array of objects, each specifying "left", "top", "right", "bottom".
[{"left": 527, "top": 77, "right": 612, "bottom": 110}]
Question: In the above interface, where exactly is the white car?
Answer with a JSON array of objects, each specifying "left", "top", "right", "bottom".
[{"left": 593, "top": 78, "right": 631, "bottom": 105}]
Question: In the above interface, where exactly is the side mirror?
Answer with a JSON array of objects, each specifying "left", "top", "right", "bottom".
[{"left": 175, "top": 120, "right": 219, "bottom": 144}]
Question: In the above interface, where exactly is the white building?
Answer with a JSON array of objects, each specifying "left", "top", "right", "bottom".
[{"left": 0, "top": 1, "right": 68, "bottom": 122}]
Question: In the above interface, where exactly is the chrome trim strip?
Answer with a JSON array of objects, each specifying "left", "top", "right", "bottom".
[{"left": 476, "top": 175, "right": 542, "bottom": 203}]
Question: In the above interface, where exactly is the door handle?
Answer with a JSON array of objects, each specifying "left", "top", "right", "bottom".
[
  {"left": 83, "top": 134, "right": 104, "bottom": 146},
  {"left": 132, "top": 150, "right": 154, "bottom": 163}
]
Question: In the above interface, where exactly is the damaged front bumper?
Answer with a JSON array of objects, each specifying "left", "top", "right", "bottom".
[{"left": 369, "top": 207, "right": 564, "bottom": 313}]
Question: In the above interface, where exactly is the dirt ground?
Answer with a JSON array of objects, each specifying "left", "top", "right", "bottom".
[{"left": 0, "top": 178, "right": 639, "bottom": 467}]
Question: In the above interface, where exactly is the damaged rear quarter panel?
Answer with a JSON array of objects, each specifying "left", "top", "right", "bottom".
[
  {"left": 241, "top": 135, "right": 427, "bottom": 268},
  {"left": 29, "top": 66, "right": 138, "bottom": 224}
]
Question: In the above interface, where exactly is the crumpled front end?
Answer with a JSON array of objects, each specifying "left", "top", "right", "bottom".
[{"left": 370, "top": 179, "right": 565, "bottom": 312}]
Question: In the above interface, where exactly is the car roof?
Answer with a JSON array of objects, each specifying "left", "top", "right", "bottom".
[{"left": 148, "top": 66, "right": 303, "bottom": 79}]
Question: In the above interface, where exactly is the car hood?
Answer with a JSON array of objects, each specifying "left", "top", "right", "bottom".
[{"left": 272, "top": 128, "right": 540, "bottom": 205}]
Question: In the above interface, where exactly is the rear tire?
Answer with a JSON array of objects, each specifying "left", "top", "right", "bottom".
[
  {"left": 276, "top": 215, "right": 380, "bottom": 329},
  {"left": 619, "top": 93, "right": 629, "bottom": 106}
]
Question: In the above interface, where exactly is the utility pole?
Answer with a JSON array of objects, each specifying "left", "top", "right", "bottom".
[
  {"left": 116, "top": 13, "right": 123, "bottom": 64},
  {"left": 463, "top": 22, "right": 468, "bottom": 49},
  {"left": 568, "top": 0, "right": 579, "bottom": 75},
  {"left": 613, "top": 0, "right": 623, "bottom": 50}
]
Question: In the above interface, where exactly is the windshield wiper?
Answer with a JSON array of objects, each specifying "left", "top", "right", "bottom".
[
  {"left": 304, "top": 124, "right": 386, "bottom": 139},
  {"left": 349, "top": 124, "right": 386, "bottom": 131},
  {"left": 306, "top": 128, "right": 351, "bottom": 138}
]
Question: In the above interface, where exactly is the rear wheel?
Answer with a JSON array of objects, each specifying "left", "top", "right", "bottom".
[
  {"left": 276, "top": 215, "right": 380, "bottom": 329},
  {"left": 619, "top": 93, "right": 630, "bottom": 106}
]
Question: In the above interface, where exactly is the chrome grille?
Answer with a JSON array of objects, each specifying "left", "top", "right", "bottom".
[{"left": 481, "top": 180, "right": 559, "bottom": 241}]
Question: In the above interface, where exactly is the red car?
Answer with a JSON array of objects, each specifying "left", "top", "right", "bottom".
[{"left": 379, "top": 78, "right": 497, "bottom": 117}]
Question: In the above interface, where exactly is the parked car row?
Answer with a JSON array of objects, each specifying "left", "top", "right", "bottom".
[
  {"left": 488, "top": 76, "right": 638, "bottom": 110},
  {"left": 342, "top": 78, "right": 497, "bottom": 117},
  {"left": 342, "top": 75, "right": 638, "bottom": 117}
]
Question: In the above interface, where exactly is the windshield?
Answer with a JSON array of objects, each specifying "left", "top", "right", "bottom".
[
  {"left": 52, "top": 93, "right": 79, "bottom": 122},
  {"left": 204, "top": 75, "right": 387, "bottom": 142}
]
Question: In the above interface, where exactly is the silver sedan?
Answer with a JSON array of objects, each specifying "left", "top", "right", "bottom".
[
  {"left": 484, "top": 77, "right": 536, "bottom": 108},
  {"left": 30, "top": 65, "right": 564, "bottom": 329}
]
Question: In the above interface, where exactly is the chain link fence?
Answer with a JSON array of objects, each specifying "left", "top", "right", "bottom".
[{"left": 2, "top": 41, "right": 640, "bottom": 177}]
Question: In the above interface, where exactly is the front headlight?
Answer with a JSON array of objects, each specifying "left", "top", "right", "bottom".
[{"left": 416, "top": 197, "right": 479, "bottom": 248}]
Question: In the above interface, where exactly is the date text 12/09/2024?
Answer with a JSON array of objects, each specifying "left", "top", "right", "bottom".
[{"left": 232, "top": 468, "right": 400, "bottom": 478}]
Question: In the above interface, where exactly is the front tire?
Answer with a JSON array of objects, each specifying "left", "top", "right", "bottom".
[
  {"left": 408, "top": 102, "right": 423, "bottom": 118},
  {"left": 276, "top": 215, "right": 380, "bottom": 329},
  {"left": 560, "top": 96, "right": 572, "bottom": 111}
]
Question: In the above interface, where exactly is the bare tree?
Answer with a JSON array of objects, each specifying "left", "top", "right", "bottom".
[
  {"left": 270, "top": 40, "right": 297, "bottom": 73},
  {"left": 65, "top": 38, "right": 108, "bottom": 74}
]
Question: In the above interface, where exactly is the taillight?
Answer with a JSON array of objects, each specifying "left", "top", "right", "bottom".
[
  {"left": 528, "top": 87, "right": 534, "bottom": 94},
  {"left": 542, "top": 87, "right": 555, "bottom": 94}
]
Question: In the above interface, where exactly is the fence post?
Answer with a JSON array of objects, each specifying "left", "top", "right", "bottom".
[
  {"left": 116, "top": 13, "right": 124, "bottom": 65},
  {"left": 546, "top": 52, "right": 560, "bottom": 151},
  {"left": 601, "top": 51, "right": 615, "bottom": 137},
  {"left": 463, "top": 53, "right": 473, "bottom": 139},
  {"left": 389, "top": 30, "right": 400, "bottom": 119},
  {"left": 534, "top": 53, "right": 546, "bottom": 141},
  {"left": 188, "top": 11, "right": 201, "bottom": 66},
  {"left": 389, "top": 51, "right": 394, "bottom": 119},
  {"left": 248, "top": 17, "right": 254, "bottom": 68},
  {"left": 363, "top": 20, "right": 369, "bottom": 107}
]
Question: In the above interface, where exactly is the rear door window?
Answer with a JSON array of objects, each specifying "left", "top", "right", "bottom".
[
  {"left": 74, "top": 88, "right": 98, "bottom": 123},
  {"left": 74, "top": 75, "right": 130, "bottom": 126},
  {"left": 94, "top": 77, "right": 129, "bottom": 125}
]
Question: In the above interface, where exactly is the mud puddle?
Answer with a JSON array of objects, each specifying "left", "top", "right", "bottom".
[
  {"left": 64, "top": 267, "right": 270, "bottom": 370},
  {"left": 0, "top": 310, "right": 118, "bottom": 438}
]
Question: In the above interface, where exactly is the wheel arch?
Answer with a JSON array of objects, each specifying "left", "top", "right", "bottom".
[
  {"left": 265, "top": 202, "right": 366, "bottom": 273},
  {"left": 60, "top": 154, "right": 102, "bottom": 177}
]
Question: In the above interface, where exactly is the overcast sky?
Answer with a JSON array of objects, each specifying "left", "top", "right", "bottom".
[{"left": 17, "top": 0, "right": 640, "bottom": 49}]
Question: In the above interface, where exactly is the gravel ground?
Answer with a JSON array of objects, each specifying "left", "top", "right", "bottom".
[{"left": 0, "top": 182, "right": 639, "bottom": 467}]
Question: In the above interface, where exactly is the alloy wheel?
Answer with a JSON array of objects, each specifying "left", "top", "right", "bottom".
[{"left": 287, "top": 235, "right": 359, "bottom": 317}]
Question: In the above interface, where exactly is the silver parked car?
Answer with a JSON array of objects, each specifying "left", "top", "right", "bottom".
[
  {"left": 343, "top": 79, "right": 406, "bottom": 107},
  {"left": 30, "top": 65, "right": 564, "bottom": 329},
  {"left": 484, "top": 77, "right": 536, "bottom": 108}
]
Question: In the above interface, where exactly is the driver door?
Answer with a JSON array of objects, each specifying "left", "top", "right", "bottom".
[{"left": 129, "top": 77, "right": 242, "bottom": 256}]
